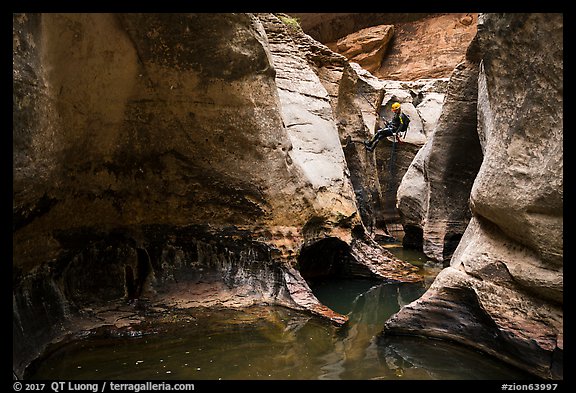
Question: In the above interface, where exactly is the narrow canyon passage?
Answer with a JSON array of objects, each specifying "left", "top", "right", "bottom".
[{"left": 13, "top": 12, "right": 563, "bottom": 380}]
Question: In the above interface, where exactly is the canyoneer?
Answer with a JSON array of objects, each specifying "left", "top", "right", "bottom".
[{"left": 364, "top": 102, "right": 410, "bottom": 152}]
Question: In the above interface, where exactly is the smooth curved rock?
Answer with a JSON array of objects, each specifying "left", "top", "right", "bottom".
[
  {"left": 384, "top": 13, "right": 563, "bottom": 379},
  {"left": 396, "top": 58, "right": 482, "bottom": 264},
  {"left": 13, "top": 13, "right": 424, "bottom": 378}
]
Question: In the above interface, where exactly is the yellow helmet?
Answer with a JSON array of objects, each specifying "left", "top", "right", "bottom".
[{"left": 391, "top": 102, "right": 401, "bottom": 111}]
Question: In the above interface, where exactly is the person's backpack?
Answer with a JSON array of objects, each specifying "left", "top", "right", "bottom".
[{"left": 399, "top": 113, "right": 410, "bottom": 133}]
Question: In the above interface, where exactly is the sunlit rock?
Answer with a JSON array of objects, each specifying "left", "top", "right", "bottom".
[{"left": 327, "top": 24, "right": 394, "bottom": 74}]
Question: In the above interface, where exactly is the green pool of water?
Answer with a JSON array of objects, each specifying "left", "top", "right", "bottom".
[{"left": 25, "top": 246, "right": 532, "bottom": 380}]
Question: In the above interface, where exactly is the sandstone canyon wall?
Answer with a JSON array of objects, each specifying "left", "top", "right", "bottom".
[
  {"left": 13, "top": 13, "right": 420, "bottom": 378},
  {"left": 397, "top": 58, "right": 483, "bottom": 264},
  {"left": 294, "top": 13, "right": 474, "bottom": 229},
  {"left": 383, "top": 13, "right": 563, "bottom": 379},
  {"left": 13, "top": 12, "right": 563, "bottom": 381},
  {"left": 292, "top": 13, "right": 477, "bottom": 81}
]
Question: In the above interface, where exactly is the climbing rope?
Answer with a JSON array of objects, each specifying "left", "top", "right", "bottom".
[
  {"left": 383, "top": 136, "right": 399, "bottom": 198},
  {"left": 388, "top": 136, "right": 398, "bottom": 175}
]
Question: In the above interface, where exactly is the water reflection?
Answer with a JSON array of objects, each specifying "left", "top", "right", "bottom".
[
  {"left": 26, "top": 278, "right": 531, "bottom": 380},
  {"left": 310, "top": 278, "right": 428, "bottom": 379},
  {"left": 375, "top": 334, "right": 530, "bottom": 380}
]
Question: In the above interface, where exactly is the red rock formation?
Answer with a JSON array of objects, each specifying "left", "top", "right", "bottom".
[
  {"left": 293, "top": 13, "right": 478, "bottom": 81},
  {"left": 326, "top": 24, "right": 394, "bottom": 74},
  {"left": 377, "top": 13, "right": 478, "bottom": 80}
]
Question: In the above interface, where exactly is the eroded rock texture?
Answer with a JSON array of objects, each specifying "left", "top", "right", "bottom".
[
  {"left": 397, "top": 58, "right": 482, "bottom": 264},
  {"left": 293, "top": 13, "right": 477, "bottom": 81},
  {"left": 377, "top": 13, "right": 478, "bottom": 80},
  {"left": 334, "top": 63, "right": 389, "bottom": 236},
  {"left": 329, "top": 60, "right": 449, "bottom": 234},
  {"left": 290, "top": 13, "right": 433, "bottom": 44},
  {"left": 384, "top": 13, "right": 563, "bottom": 379},
  {"left": 13, "top": 13, "right": 421, "bottom": 378}
]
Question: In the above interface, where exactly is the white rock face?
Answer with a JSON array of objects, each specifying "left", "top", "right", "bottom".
[
  {"left": 278, "top": 88, "right": 348, "bottom": 190},
  {"left": 395, "top": 141, "right": 430, "bottom": 229},
  {"left": 415, "top": 92, "right": 445, "bottom": 135},
  {"left": 375, "top": 78, "right": 449, "bottom": 145},
  {"left": 264, "top": 14, "right": 360, "bottom": 227}
]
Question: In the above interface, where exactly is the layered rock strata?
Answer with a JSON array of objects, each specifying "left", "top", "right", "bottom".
[
  {"left": 293, "top": 13, "right": 478, "bottom": 81},
  {"left": 326, "top": 24, "right": 394, "bottom": 75}
]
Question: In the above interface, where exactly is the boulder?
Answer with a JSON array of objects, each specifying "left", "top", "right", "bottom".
[
  {"left": 290, "top": 13, "right": 437, "bottom": 44},
  {"left": 292, "top": 13, "right": 478, "bottom": 81},
  {"left": 327, "top": 24, "right": 394, "bottom": 74},
  {"left": 377, "top": 13, "right": 478, "bottom": 81}
]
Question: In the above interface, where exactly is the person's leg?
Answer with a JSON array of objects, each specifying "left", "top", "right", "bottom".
[
  {"left": 382, "top": 127, "right": 394, "bottom": 137},
  {"left": 365, "top": 129, "right": 383, "bottom": 150},
  {"left": 365, "top": 128, "right": 394, "bottom": 151},
  {"left": 370, "top": 133, "right": 384, "bottom": 150}
]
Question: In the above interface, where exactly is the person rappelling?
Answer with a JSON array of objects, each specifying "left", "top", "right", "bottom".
[{"left": 364, "top": 102, "right": 410, "bottom": 152}]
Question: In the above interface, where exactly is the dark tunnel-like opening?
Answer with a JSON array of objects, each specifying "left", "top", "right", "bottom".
[
  {"left": 402, "top": 224, "right": 423, "bottom": 251},
  {"left": 297, "top": 237, "right": 353, "bottom": 282}
]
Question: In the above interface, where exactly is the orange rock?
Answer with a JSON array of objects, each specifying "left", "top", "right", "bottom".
[{"left": 327, "top": 24, "right": 394, "bottom": 74}]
